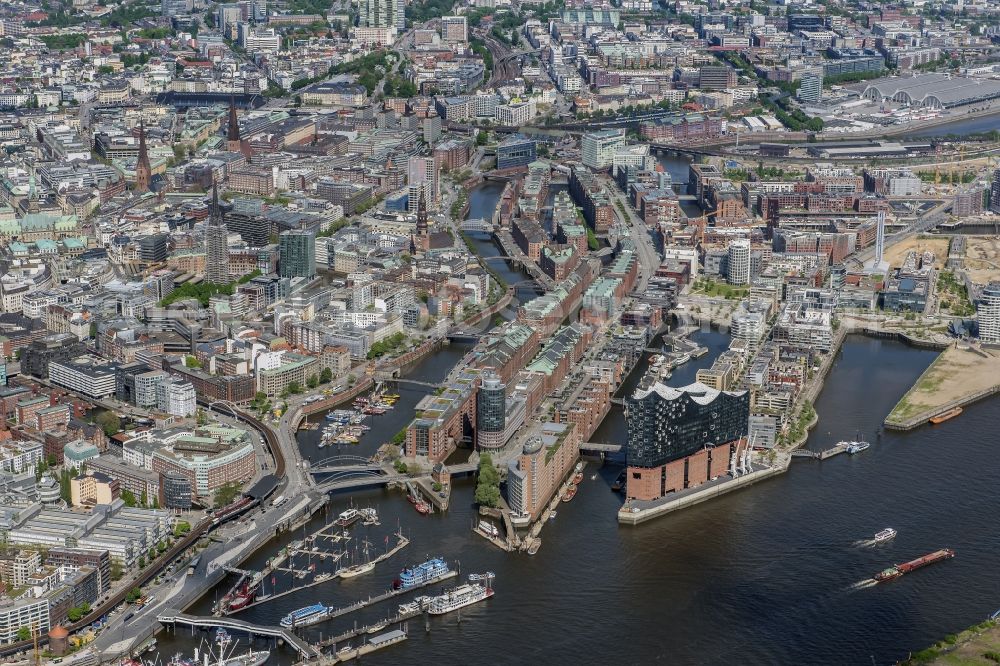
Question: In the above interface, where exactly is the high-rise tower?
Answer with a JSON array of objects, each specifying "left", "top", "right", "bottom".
[
  {"left": 135, "top": 121, "right": 152, "bottom": 193},
  {"left": 205, "top": 182, "right": 231, "bottom": 284}
]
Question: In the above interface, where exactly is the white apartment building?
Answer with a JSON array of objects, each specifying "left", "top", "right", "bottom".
[
  {"left": 156, "top": 377, "right": 197, "bottom": 418},
  {"left": 581, "top": 129, "right": 626, "bottom": 170}
]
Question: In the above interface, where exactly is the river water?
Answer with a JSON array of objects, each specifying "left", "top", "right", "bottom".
[
  {"left": 153, "top": 182, "right": 1000, "bottom": 665},
  {"left": 900, "top": 111, "right": 1000, "bottom": 138}
]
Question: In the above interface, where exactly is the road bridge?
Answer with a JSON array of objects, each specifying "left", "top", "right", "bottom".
[
  {"left": 460, "top": 218, "right": 493, "bottom": 232},
  {"left": 315, "top": 461, "right": 479, "bottom": 493},
  {"left": 308, "top": 463, "right": 383, "bottom": 475},
  {"left": 157, "top": 612, "right": 318, "bottom": 658},
  {"left": 387, "top": 377, "right": 443, "bottom": 389}
]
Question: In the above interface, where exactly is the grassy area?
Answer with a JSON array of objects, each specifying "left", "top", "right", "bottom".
[
  {"left": 888, "top": 354, "right": 947, "bottom": 421},
  {"left": 690, "top": 278, "right": 750, "bottom": 300},
  {"left": 937, "top": 270, "right": 975, "bottom": 317},
  {"left": 902, "top": 619, "right": 1000, "bottom": 665}
]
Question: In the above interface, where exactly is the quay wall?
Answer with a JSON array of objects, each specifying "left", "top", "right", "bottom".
[
  {"left": 377, "top": 337, "right": 449, "bottom": 376},
  {"left": 853, "top": 327, "right": 949, "bottom": 351},
  {"left": 618, "top": 462, "right": 789, "bottom": 525},
  {"left": 885, "top": 381, "right": 1000, "bottom": 431},
  {"left": 296, "top": 377, "right": 376, "bottom": 424},
  {"left": 462, "top": 286, "right": 515, "bottom": 328}
]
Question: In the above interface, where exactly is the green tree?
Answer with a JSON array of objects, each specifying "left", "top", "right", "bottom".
[
  {"left": 476, "top": 130, "right": 488, "bottom": 146},
  {"left": 16, "top": 627, "right": 30, "bottom": 642},
  {"left": 213, "top": 482, "right": 241, "bottom": 507},
  {"left": 474, "top": 453, "right": 501, "bottom": 507},
  {"left": 121, "top": 489, "right": 137, "bottom": 507},
  {"left": 126, "top": 587, "right": 141, "bottom": 603},
  {"left": 185, "top": 354, "right": 201, "bottom": 369},
  {"left": 59, "top": 469, "right": 73, "bottom": 503},
  {"left": 140, "top": 489, "right": 148, "bottom": 507},
  {"left": 319, "top": 367, "right": 333, "bottom": 384},
  {"left": 111, "top": 561, "right": 123, "bottom": 581},
  {"left": 96, "top": 411, "right": 121, "bottom": 436},
  {"left": 307, "top": 374, "right": 319, "bottom": 389}
]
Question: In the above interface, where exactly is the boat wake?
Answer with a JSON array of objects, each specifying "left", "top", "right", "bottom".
[
  {"left": 852, "top": 538, "right": 877, "bottom": 548},
  {"left": 847, "top": 578, "right": 878, "bottom": 591}
]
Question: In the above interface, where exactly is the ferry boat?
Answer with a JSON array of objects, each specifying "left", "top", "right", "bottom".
[
  {"left": 394, "top": 557, "right": 450, "bottom": 590},
  {"left": 572, "top": 472, "right": 584, "bottom": 485},
  {"left": 280, "top": 603, "right": 329, "bottom": 628},
  {"left": 398, "top": 596, "right": 431, "bottom": 615},
  {"left": 846, "top": 440, "right": 870, "bottom": 454},
  {"left": 477, "top": 520, "right": 499, "bottom": 538},
  {"left": 561, "top": 485, "right": 578, "bottom": 502},
  {"left": 874, "top": 528, "right": 897, "bottom": 543},
  {"left": 874, "top": 549, "right": 955, "bottom": 583},
  {"left": 334, "top": 509, "right": 361, "bottom": 527},
  {"left": 929, "top": 407, "right": 962, "bottom": 424},
  {"left": 426, "top": 575, "right": 495, "bottom": 615}
]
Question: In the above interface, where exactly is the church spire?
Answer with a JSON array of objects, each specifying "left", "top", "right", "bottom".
[
  {"left": 210, "top": 180, "right": 222, "bottom": 224},
  {"left": 416, "top": 188, "right": 428, "bottom": 236},
  {"left": 227, "top": 98, "right": 242, "bottom": 152},
  {"left": 135, "top": 120, "right": 151, "bottom": 193}
]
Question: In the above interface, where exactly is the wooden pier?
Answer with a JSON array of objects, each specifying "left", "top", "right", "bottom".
[
  {"left": 326, "top": 629, "right": 408, "bottom": 663},
  {"left": 317, "top": 610, "right": 422, "bottom": 648},
  {"left": 789, "top": 443, "right": 849, "bottom": 461},
  {"left": 321, "top": 570, "right": 457, "bottom": 624},
  {"left": 227, "top": 533, "right": 409, "bottom": 616}
]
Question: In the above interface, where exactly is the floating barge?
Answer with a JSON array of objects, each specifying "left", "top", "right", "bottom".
[
  {"left": 874, "top": 549, "right": 955, "bottom": 583},
  {"left": 929, "top": 407, "right": 962, "bottom": 425}
]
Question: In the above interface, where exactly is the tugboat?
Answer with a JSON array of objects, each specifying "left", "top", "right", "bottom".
[
  {"left": 561, "top": 485, "right": 577, "bottom": 502},
  {"left": 408, "top": 494, "right": 431, "bottom": 514},
  {"left": 611, "top": 469, "right": 626, "bottom": 493}
]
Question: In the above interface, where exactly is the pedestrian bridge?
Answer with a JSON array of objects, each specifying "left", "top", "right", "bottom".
[
  {"left": 581, "top": 442, "right": 622, "bottom": 453},
  {"left": 157, "top": 612, "right": 318, "bottom": 658}
]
